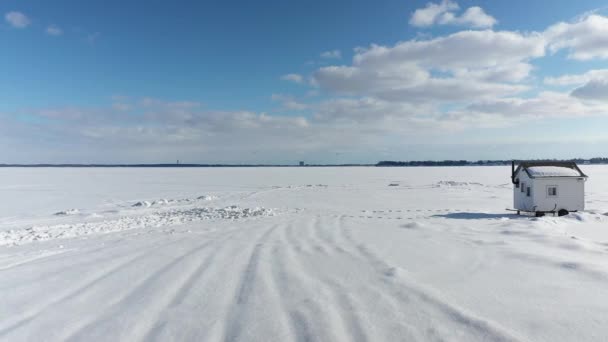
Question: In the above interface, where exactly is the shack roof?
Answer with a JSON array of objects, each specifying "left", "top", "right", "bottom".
[{"left": 513, "top": 161, "right": 587, "bottom": 179}]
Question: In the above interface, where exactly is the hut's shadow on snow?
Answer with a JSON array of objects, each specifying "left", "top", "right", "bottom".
[{"left": 433, "top": 212, "right": 520, "bottom": 220}]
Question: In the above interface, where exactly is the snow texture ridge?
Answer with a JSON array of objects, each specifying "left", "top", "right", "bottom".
[
  {"left": 0, "top": 205, "right": 276, "bottom": 246},
  {"left": 1, "top": 165, "right": 607, "bottom": 342}
]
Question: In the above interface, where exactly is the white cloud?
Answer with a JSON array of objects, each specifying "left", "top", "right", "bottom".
[
  {"left": 452, "top": 63, "right": 533, "bottom": 83},
  {"left": 46, "top": 25, "right": 63, "bottom": 36},
  {"left": 313, "top": 30, "right": 543, "bottom": 103},
  {"left": 320, "top": 49, "right": 342, "bottom": 59},
  {"left": 410, "top": 0, "right": 459, "bottom": 27},
  {"left": 461, "top": 91, "right": 608, "bottom": 119},
  {"left": 0, "top": 98, "right": 318, "bottom": 162},
  {"left": 438, "top": 6, "right": 497, "bottom": 28},
  {"left": 571, "top": 79, "right": 608, "bottom": 101},
  {"left": 280, "top": 73, "right": 304, "bottom": 84},
  {"left": 425, "top": 91, "right": 608, "bottom": 131},
  {"left": 7, "top": 8, "right": 608, "bottom": 162},
  {"left": 314, "top": 97, "right": 433, "bottom": 125},
  {"left": 543, "top": 69, "right": 608, "bottom": 101},
  {"left": 410, "top": 1, "right": 496, "bottom": 28},
  {"left": 353, "top": 30, "right": 544, "bottom": 70},
  {"left": 5, "top": 11, "right": 30, "bottom": 29},
  {"left": 545, "top": 14, "right": 608, "bottom": 60},
  {"left": 544, "top": 69, "right": 608, "bottom": 86}
]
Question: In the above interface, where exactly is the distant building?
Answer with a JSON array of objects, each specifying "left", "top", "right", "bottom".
[
  {"left": 299, "top": 161, "right": 305, "bottom": 166},
  {"left": 511, "top": 161, "right": 588, "bottom": 216}
]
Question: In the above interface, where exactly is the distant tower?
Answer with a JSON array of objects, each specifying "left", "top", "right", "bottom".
[{"left": 299, "top": 161, "right": 305, "bottom": 166}]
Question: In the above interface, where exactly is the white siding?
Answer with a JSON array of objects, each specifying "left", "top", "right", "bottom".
[
  {"left": 532, "top": 177, "right": 585, "bottom": 211},
  {"left": 513, "top": 170, "right": 585, "bottom": 212},
  {"left": 513, "top": 171, "right": 535, "bottom": 211}
]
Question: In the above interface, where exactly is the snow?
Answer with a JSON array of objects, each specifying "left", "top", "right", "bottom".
[
  {"left": 1, "top": 165, "right": 608, "bottom": 341},
  {"left": 527, "top": 166, "right": 582, "bottom": 177}
]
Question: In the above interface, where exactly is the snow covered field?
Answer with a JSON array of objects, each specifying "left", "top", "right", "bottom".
[{"left": 2, "top": 166, "right": 608, "bottom": 341}]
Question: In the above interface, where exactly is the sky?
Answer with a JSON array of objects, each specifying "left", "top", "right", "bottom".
[{"left": 2, "top": 0, "right": 608, "bottom": 164}]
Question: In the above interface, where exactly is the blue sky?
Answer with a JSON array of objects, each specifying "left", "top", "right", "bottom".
[{"left": 2, "top": 0, "right": 608, "bottom": 164}]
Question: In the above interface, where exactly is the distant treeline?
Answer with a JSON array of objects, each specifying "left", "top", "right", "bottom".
[
  {"left": 0, "top": 163, "right": 373, "bottom": 168},
  {"left": 377, "top": 160, "right": 470, "bottom": 167},
  {"left": 2, "top": 158, "right": 608, "bottom": 168},
  {"left": 376, "top": 158, "right": 608, "bottom": 167}
]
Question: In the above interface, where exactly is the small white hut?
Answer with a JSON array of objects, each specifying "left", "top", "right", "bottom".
[{"left": 511, "top": 161, "right": 588, "bottom": 216}]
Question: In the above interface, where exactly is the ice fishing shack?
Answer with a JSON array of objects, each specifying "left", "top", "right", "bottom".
[{"left": 511, "top": 161, "right": 588, "bottom": 216}]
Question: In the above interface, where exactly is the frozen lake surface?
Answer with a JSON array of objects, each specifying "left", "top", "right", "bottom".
[{"left": 2, "top": 166, "right": 608, "bottom": 341}]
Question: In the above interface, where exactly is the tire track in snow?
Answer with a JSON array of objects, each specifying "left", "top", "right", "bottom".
[
  {"left": 222, "top": 225, "right": 279, "bottom": 342},
  {"left": 140, "top": 230, "right": 247, "bottom": 342},
  {"left": 305, "top": 215, "right": 329, "bottom": 255},
  {"left": 335, "top": 215, "right": 524, "bottom": 342},
  {"left": 270, "top": 222, "right": 347, "bottom": 342},
  {"left": 277, "top": 217, "right": 378, "bottom": 342},
  {"left": 284, "top": 218, "right": 304, "bottom": 253},
  {"left": 270, "top": 242, "right": 320, "bottom": 342},
  {"left": 62, "top": 232, "right": 234, "bottom": 341},
  {"left": 128, "top": 229, "right": 244, "bottom": 342},
  {"left": 268, "top": 232, "right": 301, "bottom": 342},
  {"left": 323, "top": 215, "right": 430, "bottom": 340},
  {"left": 231, "top": 224, "right": 303, "bottom": 342},
  {"left": 302, "top": 215, "right": 382, "bottom": 342},
  {"left": 311, "top": 214, "right": 348, "bottom": 254},
  {"left": 285, "top": 215, "right": 434, "bottom": 341},
  {"left": 0, "top": 231, "right": 206, "bottom": 291},
  {"left": 0, "top": 249, "right": 70, "bottom": 271},
  {"left": 0, "top": 235, "right": 192, "bottom": 338}
]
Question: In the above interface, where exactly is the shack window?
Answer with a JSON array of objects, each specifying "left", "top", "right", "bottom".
[
  {"left": 547, "top": 186, "right": 558, "bottom": 197},
  {"left": 520, "top": 182, "right": 525, "bottom": 192},
  {"left": 526, "top": 186, "right": 531, "bottom": 197},
  {"left": 515, "top": 180, "right": 519, "bottom": 188}
]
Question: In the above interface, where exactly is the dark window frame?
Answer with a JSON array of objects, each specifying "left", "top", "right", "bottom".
[{"left": 547, "top": 185, "right": 558, "bottom": 197}]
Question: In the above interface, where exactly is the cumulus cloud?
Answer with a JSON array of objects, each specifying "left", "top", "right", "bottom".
[
  {"left": 280, "top": 73, "right": 304, "bottom": 84},
  {"left": 571, "top": 80, "right": 608, "bottom": 101},
  {"left": 5, "top": 11, "right": 30, "bottom": 29},
  {"left": 352, "top": 30, "right": 544, "bottom": 70},
  {"left": 46, "top": 25, "right": 63, "bottom": 36},
  {"left": 427, "top": 91, "right": 608, "bottom": 131},
  {"left": 545, "top": 14, "right": 608, "bottom": 60},
  {"left": 320, "top": 50, "right": 342, "bottom": 59},
  {"left": 314, "top": 97, "right": 438, "bottom": 130},
  {"left": 544, "top": 69, "right": 608, "bottom": 86},
  {"left": 410, "top": 0, "right": 459, "bottom": 27},
  {"left": 0, "top": 98, "right": 319, "bottom": 163},
  {"left": 439, "top": 6, "right": 497, "bottom": 28},
  {"left": 410, "top": 1, "right": 496, "bottom": 28},
  {"left": 461, "top": 91, "right": 608, "bottom": 119},
  {"left": 313, "top": 30, "right": 543, "bottom": 103},
  {"left": 8, "top": 7, "right": 608, "bottom": 163},
  {"left": 543, "top": 69, "right": 608, "bottom": 101}
]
